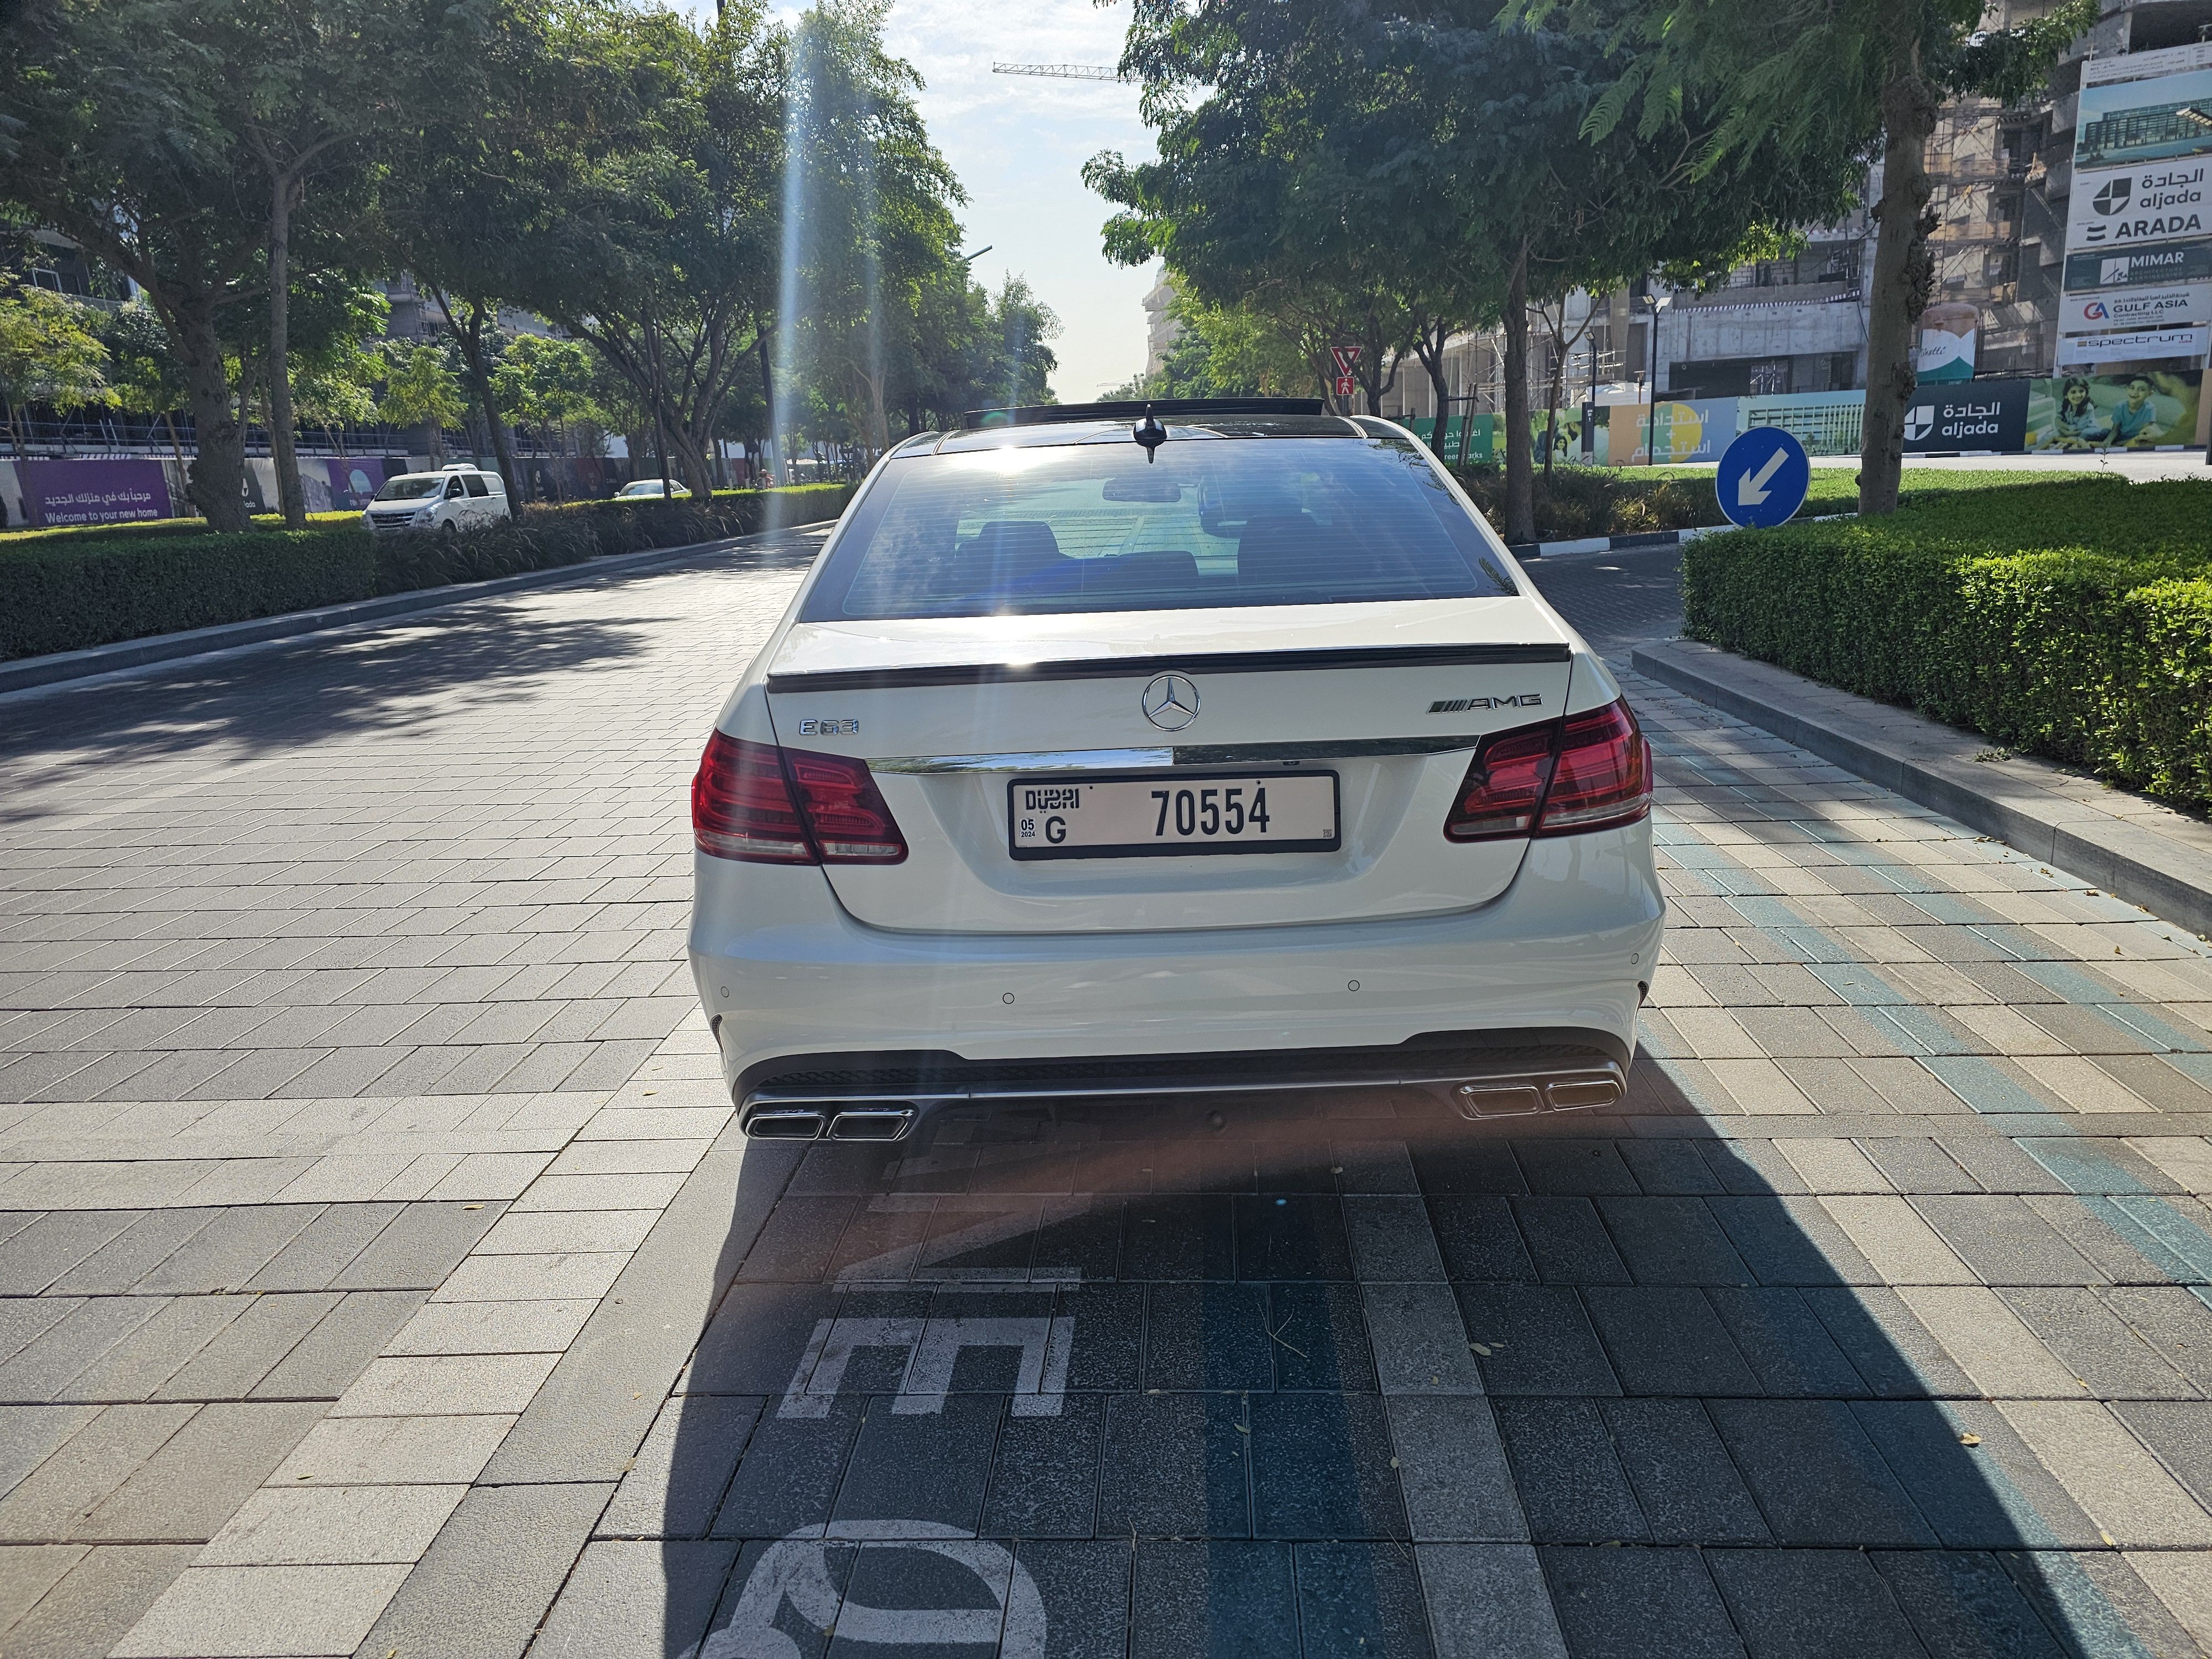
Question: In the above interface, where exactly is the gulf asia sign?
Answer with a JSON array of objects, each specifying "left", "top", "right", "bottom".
[{"left": 2059, "top": 284, "right": 2211, "bottom": 331}]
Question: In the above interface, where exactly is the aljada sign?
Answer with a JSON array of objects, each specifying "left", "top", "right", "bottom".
[{"left": 2065, "top": 163, "right": 2208, "bottom": 248}]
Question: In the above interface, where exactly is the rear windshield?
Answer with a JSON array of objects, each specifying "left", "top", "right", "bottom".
[
  {"left": 374, "top": 476, "right": 445, "bottom": 501},
  {"left": 800, "top": 436, "right": 1517, "bottom": 620}
]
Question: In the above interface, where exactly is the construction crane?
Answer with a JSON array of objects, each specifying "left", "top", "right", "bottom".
[{"left": 990, "top": 61, "right": 1131, "bottom": 82}]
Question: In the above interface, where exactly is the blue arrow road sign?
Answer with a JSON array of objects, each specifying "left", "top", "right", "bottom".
[{"left": 1716, "top": 426, "right": 1810, "bottom": 529}]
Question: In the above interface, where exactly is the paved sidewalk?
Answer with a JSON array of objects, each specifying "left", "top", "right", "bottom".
[{"left": 4, "top": 525, "right": 2212, "bottom": 1655}]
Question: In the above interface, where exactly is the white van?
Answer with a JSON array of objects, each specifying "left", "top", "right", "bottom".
[{"left": 363, "top": 464, "right": 512, "bottom": 535}]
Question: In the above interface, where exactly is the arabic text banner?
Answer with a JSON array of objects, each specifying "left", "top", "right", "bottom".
[{"left": 18, "top": 458, "right": 173, "bottom": 528}]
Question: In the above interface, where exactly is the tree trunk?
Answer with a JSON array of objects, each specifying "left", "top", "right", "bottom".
[
  {"left": 178, "top": 306, "right": 250, "bottom": 532},
  {"left": 755, "top": 325, "right": 777, "bottom": 486},
  {"left": 265, "top": 179, "right": 306, "bottom": 528},
  {"left": 437, "top": 293, "right": 522, "bottom": 512},
  {"left": 162, "top": 411, "right": 185, "bottom": 475},
  {"left": 1503, "top": 244, "right": 1536, "bottom": 546},
  {"left": 1860, "top": 46, "right": 1939, "bottom": 517},
  {"left": 4, "top": 397, "right": 21, "bottom": 461}
]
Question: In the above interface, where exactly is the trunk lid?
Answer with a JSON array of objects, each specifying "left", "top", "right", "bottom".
[{"left": 764, "top": 599, "right": 1577, "bottom": 934}]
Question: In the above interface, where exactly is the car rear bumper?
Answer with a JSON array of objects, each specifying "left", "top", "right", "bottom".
[{"left": 689, "top": 823, "right": 1664, "bottom": 1134}]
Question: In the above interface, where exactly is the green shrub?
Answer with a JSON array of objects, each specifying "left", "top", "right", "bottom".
[
  {"left": 1682, "top": 478, "right": 2212, "bottom": 810},
  {"left": 0, "top": 483, "right": 854, "bottom": 661}
]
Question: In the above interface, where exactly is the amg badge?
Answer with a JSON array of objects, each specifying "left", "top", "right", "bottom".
[{"left": 1428, "top": 694, "right": 1543, "bottom": 714}]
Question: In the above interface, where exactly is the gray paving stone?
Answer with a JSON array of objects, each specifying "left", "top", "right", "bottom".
[
  {"left": 244, "top": 1203, "right": 408, "bottom": 1291},
  {"left": 1098, "top": 1392, "right": 1249, "bottom": 1538},
  {"left": 78, "top": 1400, "right": 324, "bottom": 1542},
  {"left": 1804, "top": 1285, "right": 1980, "bottom": 1399},
  {"left": 1583, "top": 1286, "right": 1763, "bottom": 1397},
  {"left": 1130, "top": 1540, "right": 1297, "bottom": 1659},
  {"left": 712, "top": 1399, "right": 867, "bottom": 1539},
  {"left": 2101, "top": 1287, "right": 2212, "bottom": 1395},
  {"left": 1265, "top": 1282, "right": 1375, "bottom": 1391},
  {"left": 1361, "top": 1281, "right": 1483, "bottom": 1394},
  {"left": 0, "top": 1298, "right": 168, "bottom": 1403},
  {"left": 1710, "top": 1398, "right": 1939, "bottom": 1547},
  {"left": 1416, "top": 1542, "right": 1567, "bottom": 1659},
  {"left": 1250, "top": 1391, "right": 1404, "bottom": 1540},
  {"left": 1455, "top": 1285, "right": 1619, "bottom": 1395},
  {"left": 1601, "top": 1399, "right": 1771, "bottom": 1545},
  {"left": 526, "top": 1538, "right": 737, "bottom": 1659},
  {"left": 1999, "top": 1286, "right": 2198, "bottom": 1400},
  {"left": 0, "top": 1214, "right": 137, "bottom": 1295},
  {"left": 351, "top": 1479, "right": 614, "bottom": 1659},
  {"left": 981, "top": 1391, "right": 1103, "bottom": 1540},
  {"left": 1495, "top": 1396, "right": 1646, "bottom": 1543},
  {"left": 1513, "top": 1197, "right": 1632, "bottom": 1284},
  {"left": 1870, "top": 1550, "right": 2071, "bottom": 1659},
  {"left": 1538, "top": 1543, "right": 1747, "bottom": 1659},
  {"left": 1914, "top": 1196, "right": 2106, "bottom": 1286},
  {"left": 153, "top": 1292, "right": 339, "bottom": 1400},
  {"left": 0, "top": 1404, "right": 100, "bottom": 1500},
  {"left": 1345, "top": 1195, "right": 1448, "bottom": 1281},
  {"left": 1383, "top": 1394, "right": 1522, "bottom": 1543},
  {"left": 44, "top": 1211, "right": 218, "bottom": 1296},
  {"left": 0, "top": 1404, "right": 196, "bottom": 1542},
  {"left": 1707, "top": 1193, "right": 1880, "bottom": 1286},
  {"left": 1426, "top": 1196, "right": 1537, "bottom": 1282},
  {"left": 1295, "top": 1540, "right": 1433, "bottom": 1658},
  {"left": 328, "top": 1201, "right": 503, "bottom": 1290},
  {"left": 0, "top": 1300, "right": 79, "bottom": 1371},
  {"left": 831, "top": 1391, "right": 1000, "bottom": 1536},
  {"left": 1707, "top": 1286, "right": 1873, "bottom": 1397},
  {"left": 0, "top": 1543, "right": 198, "bottom": 1659},
  {"left": 254, "top": 1290, "right": 427, "bottom": 1399},
  {"left": 134, "top": 1205, "right": 326, "bottom": 1294},
  {"left": 0, "top": 1542, "right": 86, "bottom": 1638},
  {"left": 1016, "top": 1539, "right": 1130, "bottom": 1659},
  {"left": 1144, "top": 1281, "right": 1274, "bottom": 1390},
  {"left": 1707, "top": 1548, "right": 1930, "bottom": 1659}
]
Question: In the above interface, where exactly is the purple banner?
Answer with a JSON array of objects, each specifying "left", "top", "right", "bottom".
[
  {"left": 325, "top": 458, "right": 392, "bottom": 511},
  {"left": 20, "top": 458, "right": 171, "bottom": 528}
]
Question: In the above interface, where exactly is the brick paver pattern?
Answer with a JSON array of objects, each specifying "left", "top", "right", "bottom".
[{"left": 0, "top": 532, "right": 2209, "bottom": 1656}]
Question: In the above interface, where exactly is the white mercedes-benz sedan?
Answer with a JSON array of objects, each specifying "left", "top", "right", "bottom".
[{"left": 688, "top": 400, "right": 1663, "bottom": 1142}]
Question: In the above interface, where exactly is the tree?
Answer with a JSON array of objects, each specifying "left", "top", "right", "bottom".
[
  {"left": 102, "top": 298, "right": 190, "bottom": 467},
  {"left": 1094, "top": 0, "right": 1859, "bottom": 540},
  {"left": 215, "top": 0, "right": 395, "bottom": 526},
  {"left": 378, "top": 341, "right": 463, "bottom": 464},
  {"left": 0, "top": 0, "right": 268, "bottom": 528},
  {"left": 1540, "top": 0, "right": 2093, "bottom": 513},
  {"left": 0, "top": 286, "right": 112, "bottom": 456},
  {"left": 527, "top": 2, "right": 781, "bottom": 502},
  {"left": 493, "top": 333, "right": 614, "bottom": 458}
]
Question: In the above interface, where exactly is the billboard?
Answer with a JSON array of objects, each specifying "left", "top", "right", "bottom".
[
  {"left": 2054, "top": 327, "right": 2206, "bottom": 368},
  {"left": 2063, "top": 239, "right": 2212, "bottom": 293},
  {"left": 1605, "top": 398, "right": 1741, "bottom": 465},
  {"left": 2065, "top": 161, "right": 2209, "bottom": 253},
  {"left": 2026, "top": 369, "right": 2202, "bottom": 451},
  {"left": 2074, "top": 65, "right": 2212, "bottom": 172},
  {"left": 1899, "top": 380, "right": 2030, "bottom": 452},
  {"left": 17, "top": 458, "right": 172, "bottom": 527},
  {"left": 2059, "top": 284, "right": 2212, "bottom": 331}
]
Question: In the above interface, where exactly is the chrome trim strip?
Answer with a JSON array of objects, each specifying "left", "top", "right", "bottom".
[
  {"left": 766, "top": 641, "right": 1572, "bottom": 693},
  {"left": 744, "top": 1058, "right": 1624, "bottom": 1109},
  {"left": 871, "top": 735, "right": 1482, "bottom": 774}
]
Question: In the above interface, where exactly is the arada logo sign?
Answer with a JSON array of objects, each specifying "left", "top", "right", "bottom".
[{"left": 2075, "top": 164, "right": 2208, "bottom": 243}]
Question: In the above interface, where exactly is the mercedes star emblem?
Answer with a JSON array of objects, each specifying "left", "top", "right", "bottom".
[{"left": 1141, "top": 672, "right": 1201, "bottom": 731}]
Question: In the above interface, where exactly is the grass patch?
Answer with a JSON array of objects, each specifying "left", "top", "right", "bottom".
[
  {"left": 0, "top": 483, "right": 854, "bottom": 662},
  {"left": 1682, "top": 476, "right": 2212, "bottom": 811}
]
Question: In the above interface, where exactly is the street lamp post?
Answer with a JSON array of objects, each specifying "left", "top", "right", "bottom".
[{"left": 1644, "top": 292, "right": 1670, "bottom": 467}]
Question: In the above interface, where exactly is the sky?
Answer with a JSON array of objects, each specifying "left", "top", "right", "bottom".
[{"left": 703, "top": 0, "right": 1162, "bottom": 401}]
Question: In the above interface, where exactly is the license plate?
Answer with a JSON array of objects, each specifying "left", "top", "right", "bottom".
[{"left": 1008, "top": 771, "right": 1339, "bottom": 860}]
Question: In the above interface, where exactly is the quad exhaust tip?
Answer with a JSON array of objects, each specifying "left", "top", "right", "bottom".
[
  {"left": 1452, "top": 1067, "right": 1624, "bottom": 1119},
  {"left": 742, "top": 1104, "right": 918, "bottom": 1142}
]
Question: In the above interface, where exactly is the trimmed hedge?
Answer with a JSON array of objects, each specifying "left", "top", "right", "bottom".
[
  {"left": 1682, "top": 477, "right": 2212, "bottom": 811},
  {"left": 0, "top": 483, "right": 854, "bottom": 662},
  {"left": 1446, "top": 463, "right": 2100, "bottom": 541}
]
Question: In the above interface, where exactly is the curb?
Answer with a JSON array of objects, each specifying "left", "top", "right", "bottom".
[
  {"left": 0, "top": 519, "right": 836, "bottom": 697},
  {"left": 1630, "top": 638, "right": 2212, "bottom": 941},
  {"left": 1506, "top": 526, "right": 1727, "bottom": 561}
]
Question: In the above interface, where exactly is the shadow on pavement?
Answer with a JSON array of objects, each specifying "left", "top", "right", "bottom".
[
  {"left": 0, "top": 538, "right": 828, "bottom": 821},
  {"left": 638, "top": 1071, "right": 2148, "bottom": 1658}
]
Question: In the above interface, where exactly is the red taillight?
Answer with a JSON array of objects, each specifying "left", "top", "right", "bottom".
[
  {"left": 1444, "top": 697, "right": 1650, "bottom": 843},
  {"left": 1444, "top": 723, "right": 1557, "bottom": 841},
  {"left": 1537, "top": 699, "right": 1651, "bottom": 836},
  {"left": 692, "top": 731, "right": 907, "bottom": 864}
]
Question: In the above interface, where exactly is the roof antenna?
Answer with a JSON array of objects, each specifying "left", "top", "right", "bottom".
[{"left": 1134, "top": 404, "right": 1167, "bottom": 463}]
